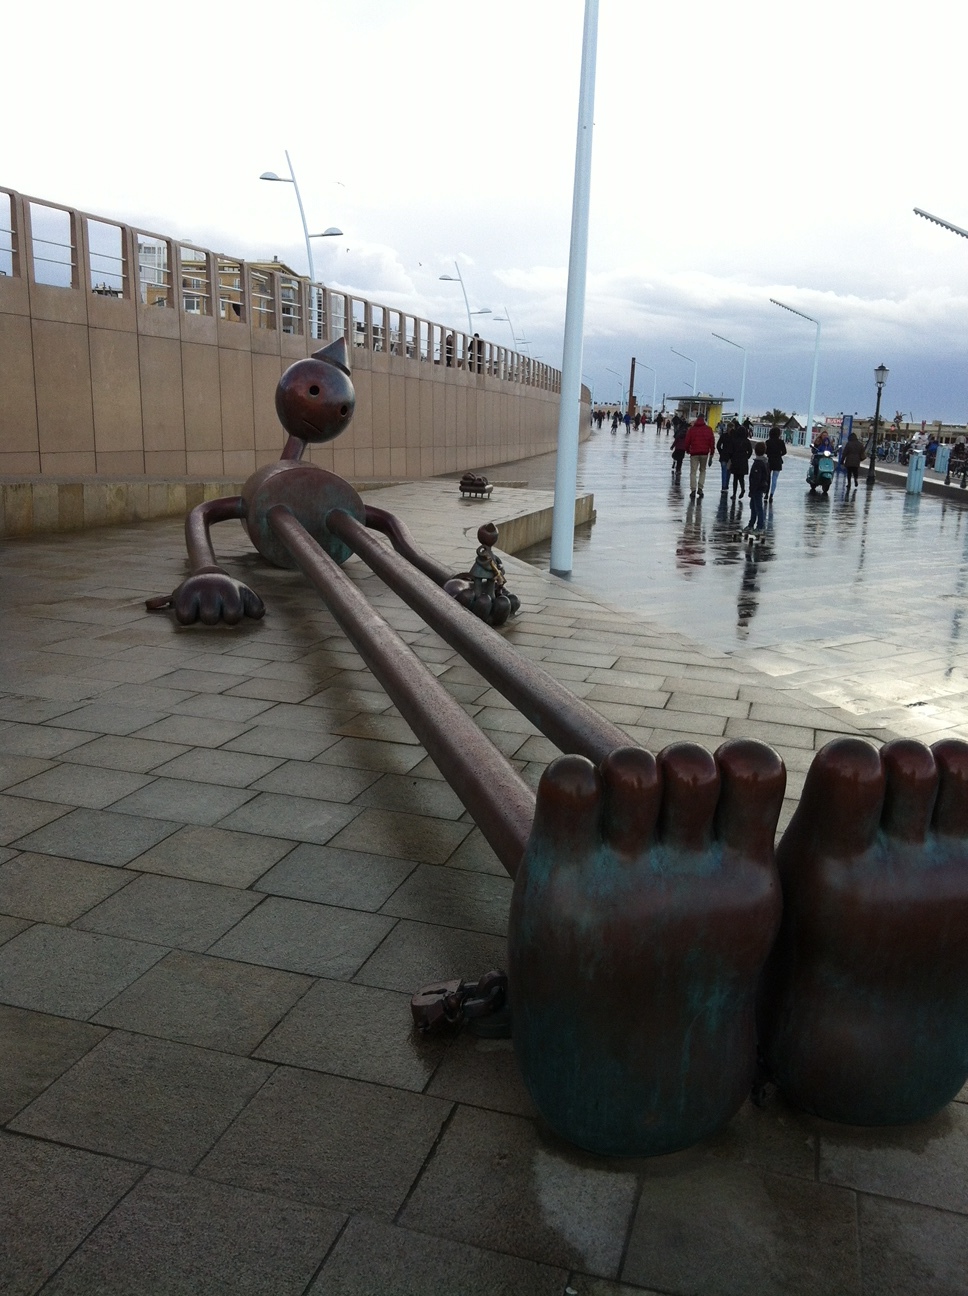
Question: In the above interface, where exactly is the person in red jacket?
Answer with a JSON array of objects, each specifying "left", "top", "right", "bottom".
[{"left": 683, "top": 416, "right": 716, "bottom": 498}]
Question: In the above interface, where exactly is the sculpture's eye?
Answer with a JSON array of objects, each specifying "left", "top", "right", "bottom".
[
  {"left": 340, "top": 404, "right": 349, "bottom": 416},
  {"left": 309, "top": 385, "right": 320, "bottom": 397}
]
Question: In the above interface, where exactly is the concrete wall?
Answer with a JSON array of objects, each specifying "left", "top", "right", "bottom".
[{"left": 1, "top": 188, "right": 585, "bottom": 485}]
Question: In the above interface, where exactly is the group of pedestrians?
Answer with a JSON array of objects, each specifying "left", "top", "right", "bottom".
[{"left": 670, "top": 415, "right": 787, "bottom": 542}]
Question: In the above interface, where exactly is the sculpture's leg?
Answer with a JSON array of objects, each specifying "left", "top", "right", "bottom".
[
  {"left": 508, "top": 738, "right": 785, "bottom": 1157},
  {"left": 758, "top": 736, "right": 968, "bottom": 1124},
  {"left": 146, "top": 497, "right": 265, "bottom": 626}
]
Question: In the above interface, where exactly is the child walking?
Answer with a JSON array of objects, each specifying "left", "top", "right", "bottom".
[{"left": 747, "top": 442, "right": 769, "bottom": 540}]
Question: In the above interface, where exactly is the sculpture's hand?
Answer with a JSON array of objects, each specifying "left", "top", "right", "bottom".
[
  {"left": 760, "top": 736, "right": 968, "bottom": 1124},
  {"left": 509, "top": 739, "right": 785, "bottom": 1156},
  {"left": 146, "top": 567, "right": 265, "bottom": 626}
]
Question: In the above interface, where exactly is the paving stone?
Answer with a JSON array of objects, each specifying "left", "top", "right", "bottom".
[
  {"left": 0, "top": 1005, "right": 107, "bottom": 1123},
  {"left": 10, "top": 1032, "right": 273, "bottom": 1172},
  {"left": 217, "top": 791, "right": 361, "bottom": 844},
  {"left": 0, "top": 852, "right": 132, "bottom": 924},
  {"left": 148, "top": 747, "right": 284, "bottom": 787},
  {"left": 328, "top": 807, "right": 471, "bottom": 865},
  {"left": 443, "top": 826, "right": 508, "bottom": 875},
  {"left": 256, "top": 978, "right": 444, "bottom": 1090},
  {"left": 819, "top": 1102, "right": 968, "bottom": 1215},
  {"left": 253, "top": 842, "right": 416, "bottom": 910},
  {"left": 39, "top": 701, "right": 168, "bottom": 735},
  {"left": 250, "top": 758, "right": 382, "bottom": 803},
  {"left": 0, "top": 722, "right": 99, "bottom": 758},
  {"left": 0, "top": 697, "right": 86, "bottom": 723},
  {"left": 222, "top": 724, "right": 343, "bottom": 760},
  {"left": 335, "top": 714, "right": 424, "bottom": 745},
  {"left": 0, "top": 1131, "right": 143, "bottom": 1296},
  {"left": 0, "top": 794, "right": 70, "bottom": 845},
  {"left": 13, "top": 806, "right": 180, "bottom": 866},
  {"left": 154, "top": 667, "right": 253, "bottom": 693},
  {"left": 198, "top": 1066, "right": 451, "bottom": 1214},
  {"left": 0, "top": 916, "right": 31, "bottom": 945},
  {"left": 73, "top": 873, "right": 264, "bottom": 950},
  {"left": 5, "top": 763, "right": 154, "bottom": 809},
  {"left": 307, "top": 1215, "right": 566, "bottom": 1296},
  {"left": 41, "top": 1168, "right": 343, "bottom": 1296},
  {"left": 401, "top": 1105, "right": 638, "bottom": 1277},
  {"left": 623, "top": 1158, "right": 861, "bottom": 1295},
  {"left": 131, "top": 715, "right": 253, "bottom": 747},
  {"left": 131, "top": 824, "right": 295, "bottom": 887},
  {"left": 380, "top": 862, "right": 512, "bottom": 935},
  {"left": 353, "top": 918, "right": 507, "bottom": 993},
  {"left": 208, "top": 895, "right": 395, "bottom": 977},
  {"left": 171, "top": 693, "right": 275, "bottom": 723},
  {"left": 704, "top": 1096, "right": 819, "bottom": 1182},
  {"left": 59, "top": 733, "right": 191, "bottom": 772},
  {"left": 427, "top": 1033, "right": 537, "bottom": 1118},
  {"left": 312, "top": 735, "right": 427, "bottom": 773},
  {"left": 857, "top": 1194, "right": 968, "bottom": 1296},
  {"left": 0, "top": 923, "right": 166, "bottom": 1017},
  {"left": 107, "top": 776, "right": 257, "bottom": 826},
  {"left": 0, "top": 755, "right": 57, "bottom": 790},
  {"left": 93, "top": 950, "right": 312, "bottom": 1053},
  {"left": 351, "top": 771, "right": 467, "bottom": 820}
]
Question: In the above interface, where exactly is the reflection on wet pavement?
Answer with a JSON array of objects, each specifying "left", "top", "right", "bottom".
[{"left": 513, "top": 431, "right": 968, "bottom": 743}]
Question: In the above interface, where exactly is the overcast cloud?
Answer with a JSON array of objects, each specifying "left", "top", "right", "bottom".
[{"left": 6, "top": 0, "right": 968, "bottom": 421}]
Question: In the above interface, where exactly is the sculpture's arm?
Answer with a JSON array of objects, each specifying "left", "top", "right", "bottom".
[
  {"left": 146, "top": 497, "right": 265, "bottom": 626},
  {"left": 363, "top": 504, "right": 452, "bottom": 586}
]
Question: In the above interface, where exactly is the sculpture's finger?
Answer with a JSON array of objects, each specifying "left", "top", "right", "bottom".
[
  {"left": 781, "top": 737, "right": 883, "bottom": 860},
  {"left": 173, "top": 588, "right": 202, "bottom": 626},
  {"left": 599, "top": 746, "right": 660, "bottom": 856},
  {"left": 931, "top": 738, "right": 968, "bottom": 838},
  {"left": 657, "top": 743, "right": 719, "bottom": 852},
  {"left": 145, "top": 593, "right": 173, "bottom": 611},
  {"left": 881, "top": 740, "right": 937, "bottom": 843},
  {"left": 714, "top": 739, "right": 786, "bottom": 856},
  {"left": 531, "top": 755, "right": 602, "bottom": 861},
  {"left": 241, "top": 586, "right": 266, "bottom": 620}
]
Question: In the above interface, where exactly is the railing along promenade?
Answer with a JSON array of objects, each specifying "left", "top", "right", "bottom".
[{"left": 0, "top": 187, "right": 569, "bottom": 492}]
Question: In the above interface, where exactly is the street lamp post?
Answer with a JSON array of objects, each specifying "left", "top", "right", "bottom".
[
  {"left": 770, "top": 298, "right": 821, "bottom": 449},
  {"left": 711, "top": 332, "right": 748, "bottom": 421},
  {"left": 670, "top": 348, "right": 697, "bottom": 399},
  {"left": 866, "top": 364, "right": 889, "bottom": 487},
  {"left": 605, "top": 366, "right": 625, "bottom": 403},
  {"left": 439, "top": 262, "right": 490, "bottom": 337},
  {"left": 259, "top": 150, "right": 342, "bottom": 283},
  {"left": 914, "top": 208, "right": 968, "bottom": 488}
]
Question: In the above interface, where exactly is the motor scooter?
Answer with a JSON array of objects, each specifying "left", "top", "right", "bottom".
[{"left": 806, "top": 449, "right": 835, "bottom": 496}]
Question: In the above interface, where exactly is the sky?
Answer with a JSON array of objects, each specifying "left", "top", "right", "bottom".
[{"left": 6, "top": 0, "right": 968, "bottom": 423}]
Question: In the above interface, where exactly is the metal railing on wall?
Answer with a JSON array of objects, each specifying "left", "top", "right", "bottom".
[{"left": 0, "top": 186, "right": 561, "bottom": 394}]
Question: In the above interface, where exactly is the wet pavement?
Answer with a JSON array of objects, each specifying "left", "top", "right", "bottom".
[{"left": 514, "top": 430, "right": 968, "bottom": 744}]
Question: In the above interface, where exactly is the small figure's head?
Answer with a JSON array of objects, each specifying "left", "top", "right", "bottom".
[{"left": 275, "top": 337, "right": 355, "bottom": 444}]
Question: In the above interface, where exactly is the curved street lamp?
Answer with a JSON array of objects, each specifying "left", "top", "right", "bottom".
[
  {"left": 866, "top": 364, "right": 890, "bottom": 487},
  {"left": 605, "top": 365, "right": 625, "bottom": 403},
  {"left": 439, "top": 262, "right": 490, "bottom": 336},
  {"left": 712, "top": 332, "right": 748, "bottom": 422},
  {"left": 259, "top": 150, "right": 342, "bottom": 284},
  {"left": 671, "top": 347, "right": 697, "bottom": 397},
  {"left": 636, "top": 362, "right": 657, "bottom": 418},
  {"left": 770, "top": 298, "right": 821, "bottom": 449}
]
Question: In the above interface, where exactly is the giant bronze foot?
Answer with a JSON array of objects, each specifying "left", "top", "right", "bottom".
[
  {"left": 508, "top": 739, "right": 786, "bottom": 1157},
  {"left": 758, "top": 736, "right": 968, "bottom": 1125}
]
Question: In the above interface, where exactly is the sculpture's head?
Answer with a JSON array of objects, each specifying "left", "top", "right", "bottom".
[{"left": 275, "top": 337, "right": 355, "bottom": 444}]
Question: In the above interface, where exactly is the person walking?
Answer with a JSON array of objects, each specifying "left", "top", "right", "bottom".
[
  {"left": 684, "top": 414, "right": 716, "bottom": 498},
  {"left": 746, "top": 442, "right": 770, "bottom": 540},
  {"left": 841, "top": 430, "right": 865, "bottom": 490},
  {"left": 766, "top": 426, "right": 787, "bottom": 502},
  {"left": 611, "top": 411, "right": 620, "bottom": 434},
  {"left": 671, "top": 419, "right": 688, "bottom": 476},
  {"left": 624, "top": 411, "right": 632, "bottom": 435},
  {"left": 730, "top": 425, "right": 753, "bottom": 501},
  {"left": 717, "top": 420, "right": 736, "bottom": 494}
]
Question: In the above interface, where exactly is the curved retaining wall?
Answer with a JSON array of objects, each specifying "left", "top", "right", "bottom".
[{"left": 0, "top": 187, "right": 588, "bottom": 486}]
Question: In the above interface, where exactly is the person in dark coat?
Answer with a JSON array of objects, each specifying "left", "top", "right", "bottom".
[
  {"left": 671, "top": 419, "right": 688, "bottom": 476},
  {"left": 730, "top": 426, "right": 753, "bottom": 500},
  {"left": 841, "top": 431, "right": 866, "bottom": 490},
  {"left": 766, "top": 427, "right": 787, "bottom": 502},
  {"left": 717, "top": 421, "right": 736, "bottom": 494}
]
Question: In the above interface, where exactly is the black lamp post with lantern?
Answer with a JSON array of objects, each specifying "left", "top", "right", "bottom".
[{"left": 866, "top": 364, "right": 889, "bottom": 487}]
